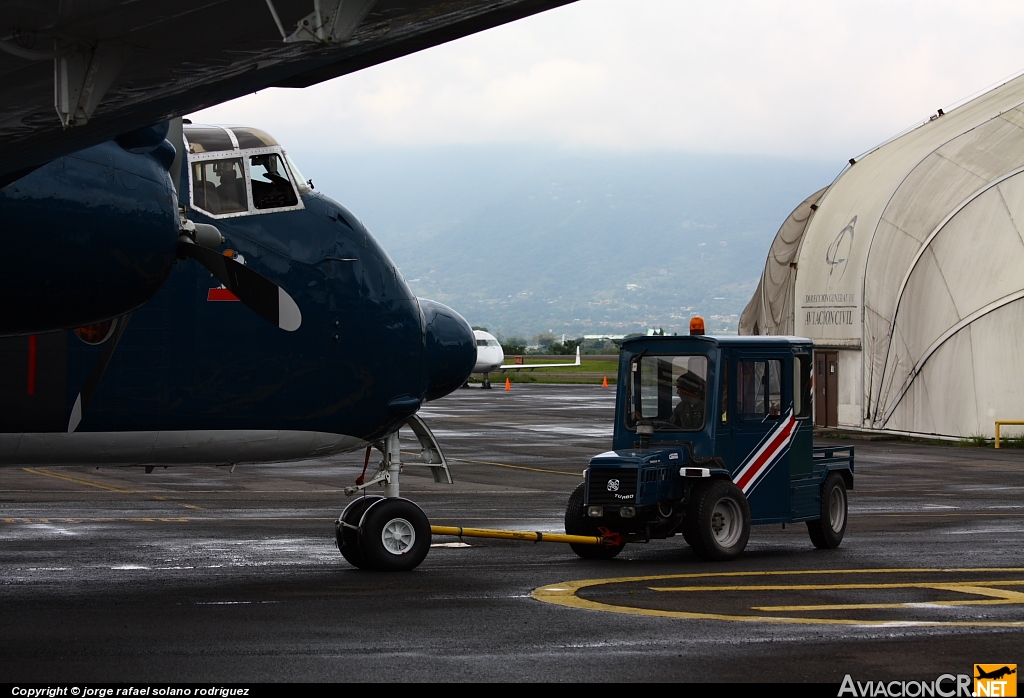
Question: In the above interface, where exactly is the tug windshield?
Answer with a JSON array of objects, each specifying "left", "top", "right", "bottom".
[{"left": 627, "top": 355, "right": 708, "bottom": 432}]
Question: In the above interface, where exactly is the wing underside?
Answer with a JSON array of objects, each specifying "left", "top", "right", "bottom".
[{"left": 0, "top": 0, "right": 577, "bottom": 178}]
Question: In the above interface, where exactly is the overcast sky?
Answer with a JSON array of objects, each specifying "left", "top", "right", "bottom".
[{"left": 192, "top": 0, "right": 1024, "bottom": 162}]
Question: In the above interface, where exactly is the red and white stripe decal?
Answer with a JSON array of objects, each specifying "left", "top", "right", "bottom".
[{"left": 733, "top": 412, "right": 797, "bottom": 495}]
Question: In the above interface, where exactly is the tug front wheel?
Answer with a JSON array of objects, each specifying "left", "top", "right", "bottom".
[
  {"left": 806, "top": 472, "right": 848, "bottom": 549},
  {"left": 684, "top": 479, "right": 750, "bottom": 561},
  {"left": 565, "top": 483, "right": 625, "bottom": 560}
]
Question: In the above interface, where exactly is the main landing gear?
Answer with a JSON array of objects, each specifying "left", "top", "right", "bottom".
[{"left": 335, "top": 414, "right": 452, "bottom": 571}]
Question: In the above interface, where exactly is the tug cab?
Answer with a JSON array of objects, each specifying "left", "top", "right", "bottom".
[{"left": 566, "top": 320, "right": 854, "bottom": 561}]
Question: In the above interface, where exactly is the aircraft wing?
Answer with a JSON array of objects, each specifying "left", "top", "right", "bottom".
[
  {"left": 499, "top": 346, "right": 581, "bottom": 370},
  {"left": 0, "top": 0, "right": 577, "bottom": 180}
]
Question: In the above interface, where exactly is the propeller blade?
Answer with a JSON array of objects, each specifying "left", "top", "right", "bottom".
[
  {"left": 180, "top": 242, "right": 301, "bottom": 331},
  {"left": 68, "top": 312, "right": 133, "bottom": 433}
]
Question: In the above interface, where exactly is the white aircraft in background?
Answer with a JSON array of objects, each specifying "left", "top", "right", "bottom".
[{"left": 472, "top": 330, "right": 581, "bottom": 388}]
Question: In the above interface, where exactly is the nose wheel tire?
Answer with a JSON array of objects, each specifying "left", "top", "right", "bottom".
[
  {"left": 336, "top": 495, "right": 384, "bottom": 569},
  {"left": 564, "top": 482, "right": 625, "bottom": 559},
  {"left": 684, "top": 479, "right": 750, "bottom": 561},
  {"left": 806, "top": 472, "right": 848, "bottom": 549},
  {"left": 357, "top": 498, "right": 432, "bottom": 571}
]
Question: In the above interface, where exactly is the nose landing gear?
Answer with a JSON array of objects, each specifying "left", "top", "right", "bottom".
[{"left": 336, "top": 414, "right": 450, "bottom": 571}]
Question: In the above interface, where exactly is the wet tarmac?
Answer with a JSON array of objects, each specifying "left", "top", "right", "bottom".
[{"left": 1, "top": 384, "right": 1022, "bottom": 682}]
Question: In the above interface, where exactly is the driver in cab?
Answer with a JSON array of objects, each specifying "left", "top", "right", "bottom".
[{"left": 671, "top": 371, "right": 705, "bottom": 429}]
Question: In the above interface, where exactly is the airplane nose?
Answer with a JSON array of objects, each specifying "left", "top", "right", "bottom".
[{"left": 420, "top": 299, "right": 476, "bottom": 401}]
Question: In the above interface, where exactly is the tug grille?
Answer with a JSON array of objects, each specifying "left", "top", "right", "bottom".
[{"left": 588, "top": 468, "right": 638, "bottom": 506}]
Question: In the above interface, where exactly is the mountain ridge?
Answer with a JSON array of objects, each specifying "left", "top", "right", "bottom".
[{"left": 295, "top": 145, "right": 838, "bottom": 338}]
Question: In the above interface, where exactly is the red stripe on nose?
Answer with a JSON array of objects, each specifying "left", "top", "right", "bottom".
[{"left": 208, "top": 288, "right": 240, "bottom": 301}]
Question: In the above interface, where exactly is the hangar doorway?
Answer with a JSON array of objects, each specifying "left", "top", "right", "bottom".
[{"left": 815, "top": 351, "right": 838, "bottom": 427}]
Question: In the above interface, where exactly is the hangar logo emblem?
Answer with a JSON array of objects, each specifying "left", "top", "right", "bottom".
[
  {"left": 826, "top": 216, "right": 856, "bottom": 280},
  {"left": 606, "top": 479, "right": 620, "bottom": 492}
]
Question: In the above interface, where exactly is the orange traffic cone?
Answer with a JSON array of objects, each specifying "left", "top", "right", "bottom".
[
  {"left": 602, "top": 376, "right": 609, "bottom": 388},
  {"left": 505, "top": 377, "right": 512, "bottom": 390}
]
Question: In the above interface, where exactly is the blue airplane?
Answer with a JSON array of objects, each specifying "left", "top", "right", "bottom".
[
  {"left": 0, "top": 0, "right": 576, "bottom": 336},
  {"left": 0, "top": 121, "right": 478, "bottom": 571}
]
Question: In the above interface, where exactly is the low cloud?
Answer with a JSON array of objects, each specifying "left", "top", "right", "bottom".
[{"left": 192, "top": 0, "right": 1024, "bottom": 161}]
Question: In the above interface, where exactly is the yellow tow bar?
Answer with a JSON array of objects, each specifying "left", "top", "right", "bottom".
[{"left": 430, "top": 525, "right": 618, "bottom": 546}]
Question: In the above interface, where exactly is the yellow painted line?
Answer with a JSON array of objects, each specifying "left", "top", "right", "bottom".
[
  {"left": 648, "top": 580, "right": 1024, "bottom": 592},
  {"left": 532, "top": 568, "right": 1024, "bottom": 627},
  {"left": 450, "top": 457, "right": 580, "bottom": 477},
  {"left": 401, "top": 449, "right": 580, "bottom": 476},
  {"left": 757, "top": 593, "right": 1011, "bottom": 605},
  {"left": 751, "top": 583, "right": 1024, "bottom": 611},
  {"left": 22, "top": 467, "right": 132, "bottom": 493},
  {"left": 22, "top": 469, "right": 207, "bottom": 510},
  {"left": 562, "top": 567, "right": 1024, "bottom": 582},
  {"left": 398, "top": 448, "right": 575, "bottom": 476}
]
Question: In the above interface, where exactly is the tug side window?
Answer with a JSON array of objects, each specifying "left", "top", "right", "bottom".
[
  {"left": 720, "top": 359, "right": 729, "bottom": 423},
  {"left": 794, "top": 355, "right": 812, "bottom": 419},
  {"left": 737, "top": 359, "right": 782, "bottom": 420}
]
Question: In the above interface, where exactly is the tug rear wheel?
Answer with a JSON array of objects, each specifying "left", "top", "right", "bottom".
[
  {"left": 685, "top": 479, "right": 750, "bottom": 561},
  {"left": 358, "top": 498, "right": 432, "bottom": 571},
  {"left": 565, "top": 483, "right": 625, "bottom": 560},
  {"left": 806, "top": 473, "right": 848, "bottom": 549},
  {"left": 336, "top": 495, "right": 383, "bottom": 569}
]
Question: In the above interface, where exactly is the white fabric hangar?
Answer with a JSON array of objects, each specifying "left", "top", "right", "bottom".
[{"left": 740, "top": 74, "right": 1024, "bottom": 439}]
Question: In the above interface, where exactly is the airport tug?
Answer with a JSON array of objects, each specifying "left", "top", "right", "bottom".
[{"left": 566, "top": 319, "right": 854, "bottom": 561}]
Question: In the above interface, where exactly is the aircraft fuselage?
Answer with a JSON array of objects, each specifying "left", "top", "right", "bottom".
[{"left": 0, "top": 125, "right": 475, "bottom": 463}]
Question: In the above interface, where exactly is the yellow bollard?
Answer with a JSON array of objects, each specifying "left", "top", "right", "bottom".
[{"left": 994, "top": 420, "right": 1024, "bottom": 448}]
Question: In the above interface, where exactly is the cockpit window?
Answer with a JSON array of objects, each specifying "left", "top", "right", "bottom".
[
  {"left": 284, "top": 152, "right": 312, "bottom": 194},
  {"left": 185, "top": 124, "right": 306, "bottom": 217},
  {"left": 475, "top": 339, "right": 501, "bottom": 347},
  {"left": 626, "top": 355, "right": 708, "bottom": 432},
  {"left": 191, "top": 158, "right": 247, "bottom": 214},
  {"left": 249, "top": 153, "right": 298, "bottom": 209},
  {"left": 185, "top": 127, "right": 234, "bottom": 154},
  {"left": 232, "top": 127, "right": 279, "bottom": 149}
]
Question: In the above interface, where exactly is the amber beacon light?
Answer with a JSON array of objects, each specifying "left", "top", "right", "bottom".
[{"left": 689, "top": 317, "right": 705, "bottom": 335}]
